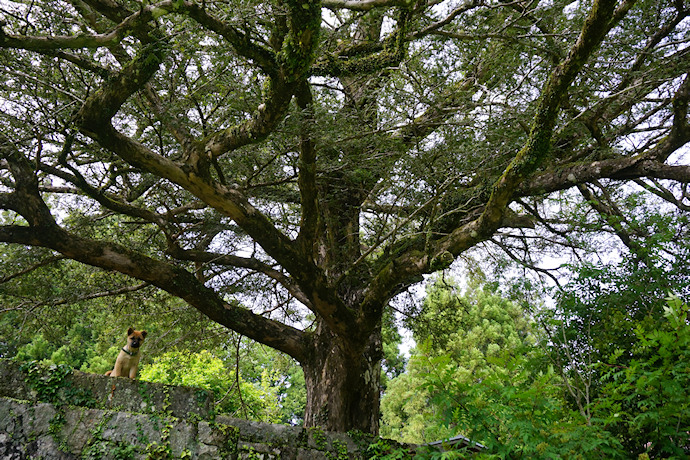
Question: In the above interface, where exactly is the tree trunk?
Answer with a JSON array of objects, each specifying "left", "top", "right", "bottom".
[{"left": 302, "top": 320, "right": 382, "bottom": 434}]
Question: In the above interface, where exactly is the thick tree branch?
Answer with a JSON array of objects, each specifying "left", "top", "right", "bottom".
[
  {"left": 362, "top": 0, "right": 630, "bottom": 309},
  {"left": 522, "top": 148, "right": 690, "bottom": 198},
  {"left": 670, "top": 73, "right": 690, "bottom": 147},
  {"left": 176, "top": 1, "right": 278, "bottom": 75},
  {"left": 0, "top": 135, "right": 56, "bottom": 227},
  {"left": 295, "top": 81, "right": 320, "bottom": 255},
  {"left": 81, "top": 0, "right": 133, "bottom": 23},
  {"left": 322, "top": 0, "right": 403, "bottom": 11},
  {"left": 202, "top": 0, "right": 321, "bottom": 158},
  {"left": 0, "top": 223, "right": 308, "bottom": 361},
  {"left": 312, "top": 7, "right": 409, "bottom": 77},
  {"left": 475, "top": 0, "right": 630, "bottom": 229},
  {"left": 0, "top": 5, "right": 157, "bottom": 50},
  {"left": 75, "top": 41, "right": 166, "bottom": 131},
  {"left": 202, "top": 77, "right": 297, "bottom": 158}
]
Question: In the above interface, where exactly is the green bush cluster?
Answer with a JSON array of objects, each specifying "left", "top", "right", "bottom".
[
  {"left": 139, "top": 350, "right": 282, "bottom": 423},
  {"left": 382, "top": 277, "right": 690, "bottom": 458}
]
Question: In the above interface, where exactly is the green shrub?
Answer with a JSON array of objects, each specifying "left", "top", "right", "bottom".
[{"left": 139, "top": 350, "right": 281, "bottom": 422}]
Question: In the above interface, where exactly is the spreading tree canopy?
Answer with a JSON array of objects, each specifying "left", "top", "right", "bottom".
[{"left": 1, "top": 0, "right": 688, "bottom": 434}]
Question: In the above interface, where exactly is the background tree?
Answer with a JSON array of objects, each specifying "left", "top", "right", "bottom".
[
  {"left": 594, "top": 296, "right": 690, "bottom": 457},
  {"left": 531, "top": 209, "right": 690, "bottom": 455},
  {"left": 139, "top": 350, "right": 284, "bottom": 422},
  {"left": 402, "top": 290, "right": 690, "bottom": 458},
  {"left": 381, "top": 272, "right": 689, "bottom": 457},
  {"left": 379, "top": 205, "right": 690, "bottom": 456},
  {"left": 380, "top": 276, "right": 535, "bottom": 443},
  {"left": 1, "top": 0, "right": 689, "bottom": 434}
]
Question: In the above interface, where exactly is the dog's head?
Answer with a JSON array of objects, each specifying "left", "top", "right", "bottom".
[{"left": 126, "top": 327, "right": 147, "bottom": 349}]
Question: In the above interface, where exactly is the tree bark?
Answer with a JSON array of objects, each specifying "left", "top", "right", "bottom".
[{"left": 302, "top": 319, "right": 382, "bottom": 433}]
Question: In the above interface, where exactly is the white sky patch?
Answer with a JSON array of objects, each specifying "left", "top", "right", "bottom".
[{"left": 563, "top": 0, "right": 581, "bottom": 20}]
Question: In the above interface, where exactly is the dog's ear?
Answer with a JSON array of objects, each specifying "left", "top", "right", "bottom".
[
  {"left": 141, "top": 330, "right": 148, "bottom": 339},
  {"left": 127, "top": 327, "right": 134, "bottom": 335}
]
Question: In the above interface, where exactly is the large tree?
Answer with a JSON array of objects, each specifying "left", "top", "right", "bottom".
[{"left": 0, "top": 0, "right": 688, "bottom": 434}]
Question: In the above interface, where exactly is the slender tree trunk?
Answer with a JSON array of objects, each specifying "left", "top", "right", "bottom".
[{"left": 302, "top": 319, "right": 382, "bottom": 434}]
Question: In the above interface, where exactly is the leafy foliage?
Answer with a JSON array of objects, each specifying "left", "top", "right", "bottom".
[
  {"left": 384, "top": 276, "right": 690, "bottom": 458},
  {"left": 381, "top": 278, "right": 535, "bottom": 444},
  {"left": 420, "top": 353, "right": 624, "bottom": 458},
  {"left": 139, "top": 350, "right": 281, "bottom": 422},
  {"left": 543, "top": 210, "right": 690, "bottom": 371},
  {"left": 594, "top": 296, "right": 690, "bottom": 457}
]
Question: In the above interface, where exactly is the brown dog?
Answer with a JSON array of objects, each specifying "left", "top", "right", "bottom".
[{"left": 106, "top": 327, "right": 147, "bottom": 379}]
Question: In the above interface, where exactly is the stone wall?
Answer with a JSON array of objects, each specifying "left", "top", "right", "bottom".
[{"left": 0, "top": 359, "right": 425, "bottom": 459}]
